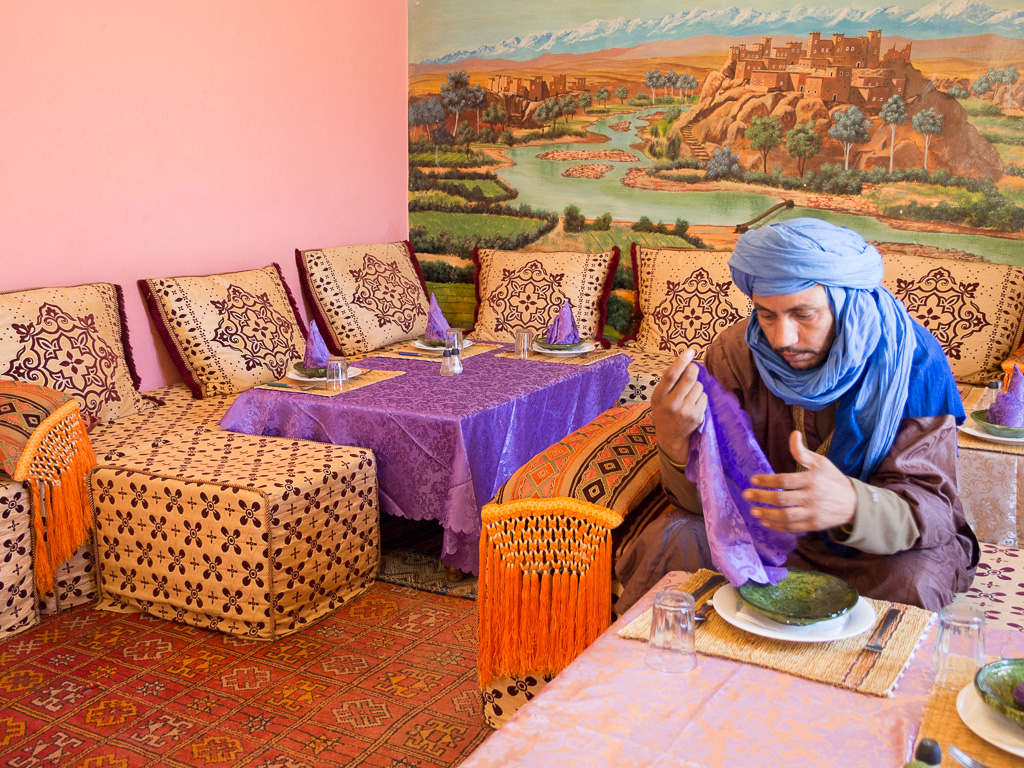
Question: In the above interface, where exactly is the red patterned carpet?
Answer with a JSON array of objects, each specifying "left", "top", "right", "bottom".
[{"left": 0, "top": 582, "right": 489, "bottom": 768}]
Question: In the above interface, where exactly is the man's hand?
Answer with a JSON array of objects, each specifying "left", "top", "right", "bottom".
[
  {"left": 742, "top": 431, "right": 857, "bottom": 533},
  {"left": 651, "top": 349, "right": 706, "bottom": 466}
]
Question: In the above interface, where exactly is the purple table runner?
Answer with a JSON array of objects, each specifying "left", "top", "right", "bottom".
[{"left": 219, "top": 348, "right": 630, "bottom": 573}]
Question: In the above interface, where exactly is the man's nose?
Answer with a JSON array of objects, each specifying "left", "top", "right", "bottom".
[{"left": 771, "top": 318, "right": 800, "bottom": 349}]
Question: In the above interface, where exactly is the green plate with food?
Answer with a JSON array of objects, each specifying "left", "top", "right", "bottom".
[
  {"left": 535, "top": 341, "right": 584, "bottom": 351},
  {"left": 292, "top": 363, "right": 327, "bottom": 379},
  {"left": 417, "top": 336, "right": 447, "bottom": 348},
  {"left": 736, "top": 569, "right": 859, "bottom": 626},
  {"left": 971, "top": 410, "right": 1024, "bottom": 439},
  {"left": 975, "top": 659, "right": 1024, "bottom": 728}
]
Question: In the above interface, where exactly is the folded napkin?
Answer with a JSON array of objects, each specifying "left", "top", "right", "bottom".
[
  {"left": 546, "top": 299, "right": 580, "bottom": 345},
  {"left": 425, "top": 293, "right": 451, "bottom": 341},
  {"left": 303, "top": 320, "right": 331, "bottom": 368},
  {"left": 686, "top": 363, "right": 797, "bottom": 587},
  {"left": 988, "top": 366, "right": 1024, "bottom": 427}
]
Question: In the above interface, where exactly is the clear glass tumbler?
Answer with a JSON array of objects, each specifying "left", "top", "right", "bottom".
[
  {"left": 932, "top": 603, "right": 985, "bottom": 690},
  {"left": 326, "top": 355, "right": 348, "bottom": 393},
  {"left": 514, "top": 330, "right": 533, "bottom": 359},
  {"left": 646, "top": 590, "right": 697, "bottom": 673},
  {"left": 445, "top": 327, "right": 464, "bottom": 353}
]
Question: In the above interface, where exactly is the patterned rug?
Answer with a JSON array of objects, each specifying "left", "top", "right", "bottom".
[
  {"left": 0, "top": 581, "right": 489, "bottom": 768},
  {"left": 377, "top": 516, "right": 478, "bottom": 601}
]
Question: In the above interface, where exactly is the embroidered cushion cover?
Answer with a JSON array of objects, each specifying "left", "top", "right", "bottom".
[
  {"left": 296, "top": 241, "right": 429, "bottom": 355},
  {"left": 471, "top": 248, "right": 620, "bottom": 343},
  {"left": 629, "top": 245, "right": 752, "bottom": 358},
  {"left": 140, "top": 264, "right": 305, "bottom": 399},
  {"left": 880, "top": 251, "right": 1024, "bottom": 386},
  {"left": 0, "top": 381, "right": 73, "bottom": 477},
  {"left": 0, "top": 283, "right": 146, "bottom": 422}
]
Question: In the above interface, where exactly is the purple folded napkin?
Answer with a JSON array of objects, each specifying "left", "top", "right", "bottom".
[
  {"left": 303, "top": 320, "right": 331, "bottom": 369},
  {"left": 988, "top": 367, "right": 1024, "bottom": 427},
  {"left": 685, "top": 364, "right": 797, "bottom": 587},
  {"left": 425, "top": 293, "right": 451, "bottom": 341},
  {"left": 546, "top": 299, "right": 580, "bottom": 345}
]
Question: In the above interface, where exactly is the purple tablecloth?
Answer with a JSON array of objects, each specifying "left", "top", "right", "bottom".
[{"left": 219, "top": 348, "right": 630, "bottom": 573}]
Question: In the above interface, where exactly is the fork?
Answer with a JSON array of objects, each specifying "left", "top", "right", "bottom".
[{"left": 949, "top": 744, "right": 994, "bottom": 768}]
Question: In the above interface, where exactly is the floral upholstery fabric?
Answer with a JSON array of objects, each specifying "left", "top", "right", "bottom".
[
  {"left": 0, "top": 480, "right": 37, "bottom": 639},
  {"left": 90, "top": 429, "right": 380, "bottom": 639},
  {"left": 630, "top": 246, "right": 751, "bottom": 356},
  {"left": 881, "top": 252, "right": 1024, "bottom": 386},
  {"left": 140, "top": 265, "right": 305, "bottom": 399},
  {"left": 472, "top": 248, "right": 619, "bottom": 343},
  {"left": 297, "top": 242, "right": 429, "bottom": 355},
  {"left": 616, "top": 347, "right": 679, "bottom": 405},
  {"left": 491, "top": 404, "right": 660, "bottom": 516},
  {"left": 38, "top": 542, "right": 95, "bottom": 614},
  {"left": 481, "top": 674, "right": 552, "bottom": 729},
  {"left": 0, "top": 283, "right": 147, "bottom": 422},
  {"left": 963, "top": 543, "right": 1024, "bottom": 633}
]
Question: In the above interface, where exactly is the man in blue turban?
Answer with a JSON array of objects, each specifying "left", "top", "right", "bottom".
[{"left": 616, "top": 218, "right": 978, "bottom": 611}]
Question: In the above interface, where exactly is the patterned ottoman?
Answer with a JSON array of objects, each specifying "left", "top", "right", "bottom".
[
  {"left": 90, "top": 428, "right": 380, "bottom": 639},
  {"left": 0, "top": 478, "right": 37, "bottom": 639}
]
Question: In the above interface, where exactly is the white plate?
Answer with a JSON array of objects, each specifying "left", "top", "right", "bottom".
[
  {"left": 287, "top": 366, "right": 365, "bottom": 382},
  {"left": 531, "top": 341, "right": 598, "bottom": 357},
  {"left": 412, "top": 339, "right": 475, "bottom": 353},
  {"left": 712, "top": 584, "right": 876, "bottom": 643},
  {"left": 956, "top": 683, "right": 1024, "bottom": 758},
  {"left": 958, "top": 420, "right": 1024, "bottom": 445}
]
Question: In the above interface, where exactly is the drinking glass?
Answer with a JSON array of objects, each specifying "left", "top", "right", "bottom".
[
  {"left": 932, "top": 603, "right": 985, "bottom": 690},
  {"left": 646, "top": 590, "right": 697, "bottom": 673},
  {"left": 514, "top": 330, "right": 533, "bottom": 360},
  {"left": 326, "top": 355, "right": 348, "bottom": 393},
  {"left": 445, "top": 327, "right": 464, "bottom": 353}
]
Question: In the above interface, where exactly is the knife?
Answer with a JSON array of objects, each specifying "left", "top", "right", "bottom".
[
  {"left": 864, "top": 606, "right": 901, "bottom": 652},
  {"left": 687, "top": 573, "right": 727, "bottom": 605}
]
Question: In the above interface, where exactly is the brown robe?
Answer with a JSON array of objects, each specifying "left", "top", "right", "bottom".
[{"left": 615, "top": 322, "right": 979, "bottom": 612}]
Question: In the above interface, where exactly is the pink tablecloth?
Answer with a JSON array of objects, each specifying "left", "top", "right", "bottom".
[{"left": 462, "top": 571, "right": 1024, "bottom": 767}]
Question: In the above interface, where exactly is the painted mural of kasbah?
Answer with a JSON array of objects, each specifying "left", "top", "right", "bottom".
[{"left": 407, "top": 2, "right": 1024, "bottom": 341}]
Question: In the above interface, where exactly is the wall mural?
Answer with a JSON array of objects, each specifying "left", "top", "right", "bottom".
[{"left": 408, "top": 1, "right": 1024, "bottom": 340}]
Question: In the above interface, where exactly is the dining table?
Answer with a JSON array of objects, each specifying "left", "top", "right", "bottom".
[
  {"left": 218, "top": 343, "right": 631, "bottom": 574},
  {"left": 460, "top": 570, "right": 1024, "bottom": 768}
]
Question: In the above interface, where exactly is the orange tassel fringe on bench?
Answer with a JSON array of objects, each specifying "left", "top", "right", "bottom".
[
  {"left": 477, "top": 497, "right": 623, "bottom": 687},
  {"left": 13, "top": 401, "right": 97, "bottom": 593}
]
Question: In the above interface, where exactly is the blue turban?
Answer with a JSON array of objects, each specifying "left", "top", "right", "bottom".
[{"left": 729, "top": 217, "right": 962, "bottom": 483}]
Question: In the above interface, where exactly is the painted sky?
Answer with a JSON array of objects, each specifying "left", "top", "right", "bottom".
[{"left": 409, "top": 1, "right": 1024, "bottom": 63}]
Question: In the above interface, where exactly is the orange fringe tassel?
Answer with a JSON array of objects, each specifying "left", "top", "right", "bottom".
[
  {"left": 477, "top": 497, "right": 623, "bottom": 687},
  {"left": 13, "top": 401, "right": 97, "bottom": 593}
]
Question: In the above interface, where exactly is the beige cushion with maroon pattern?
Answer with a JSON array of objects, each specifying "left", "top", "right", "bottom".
[
  {"left": 0, "top": 478, "right": 37, "bottom": 639},
  {"left": 296, "top": 241, "right": 429, "bottom": 355},
  {"left": 472, "top": 248, "right": 619, "bottom": 343},
  {"left": 140, "top": 265, "right": 305, "bottom": 399}
]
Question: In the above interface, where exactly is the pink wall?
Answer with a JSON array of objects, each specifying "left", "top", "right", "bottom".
[{"left": 0, "top": 1, "right": 409, "bottom": 388}]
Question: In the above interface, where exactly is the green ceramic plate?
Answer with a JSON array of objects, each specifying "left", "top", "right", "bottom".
[
  {"left": 417, "top": 336, "right": 447, "bottom": 348},
  {"left": 535, "top": 341, "right": 584, "bottom": 351},
  {"left": 736, "top": 569, "right": 859, "bottom": 626},
  {"left": 971, "top": 410, "right": 1024, "bottom": 439},
  {"left": 975, "top": 659, "right": 1024, "bottom": 729},
  {"left": 292, "top": 363, "right": 327, "bottom": 378}
]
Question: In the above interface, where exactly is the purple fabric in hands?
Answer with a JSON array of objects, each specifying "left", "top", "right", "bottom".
[
  {"left": 425, "top": 293, "right": 451, "bottom": 341},
  {"left": 303, "top": 320, "right": 331, "bottom": 368},
  {"left": 685, "top": 363, "right": 797, "bottom": 587},
  {"left": 988, "top": 366, "right": 1024, "bottom": 427},
  {"left": 546, "top": 299, "right": 581, "bottom": 345}
]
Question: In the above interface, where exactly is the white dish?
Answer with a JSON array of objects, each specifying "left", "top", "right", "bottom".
[
  {"left": 287, "top": 366, "right": 364, "bottom": 382},
  {"left": 958, "top": 421, "right": 1024, "bottom": 445},
  {"left": 956, "top": 682, "right": 1024, "bottom": 758},
  {"left": 712, "top": 584, "right": 876, "bottom": 643},
  {"left": 531, "top": 341, "right": 598, "bottom": 357},
  {"left": 412, "top": 339, "right": 474, "bottom": 353}
]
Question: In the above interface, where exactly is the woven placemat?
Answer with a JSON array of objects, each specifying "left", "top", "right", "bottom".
[
  {"left": 916, "top": 676, "right": 1023, "bottom": 768},
  {"left": 957, "top": 386, "right": 1024, "bottom": 456},
  {"left": 492, "top": 349, "right": 626, "bottom": 366},
  {"left": 370, "top": 342, "right": 502, "bottom": 361},
  {"left": 254, "top": 369, "right": 404, "bottom": 396},
  {"left": 619, "top": 569, "right": 934, "bottom": 697}
]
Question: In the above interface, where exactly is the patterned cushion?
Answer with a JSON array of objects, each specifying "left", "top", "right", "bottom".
[
  {"left": 629, "top": 245, "right": 751, "bottom": 356},
  {"left": 296, "top": 241, "right": 430, "bottom": 355},
  {"left": 962, "top": 543, "right": 1024, "bottom": 634},
  {"left": 0, "top": 479, "right": 37, "bottom": 639},
  {"left": 491, "top": 404, "right": 659, "bottom": 515},
  {"left": 881, "top": 252, "right": 1024, "bottom": 386},
  {"left": 39, "top": 542, "right": 95, "bottom": 614},
  {"left": 0, "top": 283, "right": 147, "bottom": 422},
  {"left": 471, "top": 248, "right": 619, "bottom": 343},
  {"left": 0, "top": 381, "right": 73, "bottom": 476},
  {"left": 140, "top": 264, "right": 305, "bottom": 398},
  {"left": 615, "top": 348, "right": 678, "bottom": 406}
]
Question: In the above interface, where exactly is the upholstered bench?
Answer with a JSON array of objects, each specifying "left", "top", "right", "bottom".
[{"left": 90, "top": 426, "right": 379, "bottom": 639}]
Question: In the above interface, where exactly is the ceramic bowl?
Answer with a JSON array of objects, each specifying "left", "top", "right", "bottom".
[
  {"left": 971, "top": 410, "right": 1024, "bottom": 439},
  {"left": 417, "top": 336, "right": 447, "bottom": 348},
  {"left": 535, "top": 341, "right": 584, "bottom": 351},
  {"left": 735, "top": 569, "right": 859, "bottom": 626},
  {"left": 975, "top": 659, "right": 1024, "bottom": 729},
  {"left": 292, "top": 363, "right": 326, "bottom": 379}
]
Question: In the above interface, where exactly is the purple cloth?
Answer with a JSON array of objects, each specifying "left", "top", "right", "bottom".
[
  {"left": 988, "top": 367, "right": 1024, "bottom": 427},
  {"left": 546, "top": 300, "right": 581, "bottom": 345},
  {"left": 425, "top": 293, "right": 451, "bottom": 341},
  {"left": 685, "top": 364, "right": 797, "bottom": 586},
  {"left": 302, "top": 320, "right": 331, "bottom": 369},
  {"left": 219, "top": 347, "right": 630, "bottom": 574}
]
